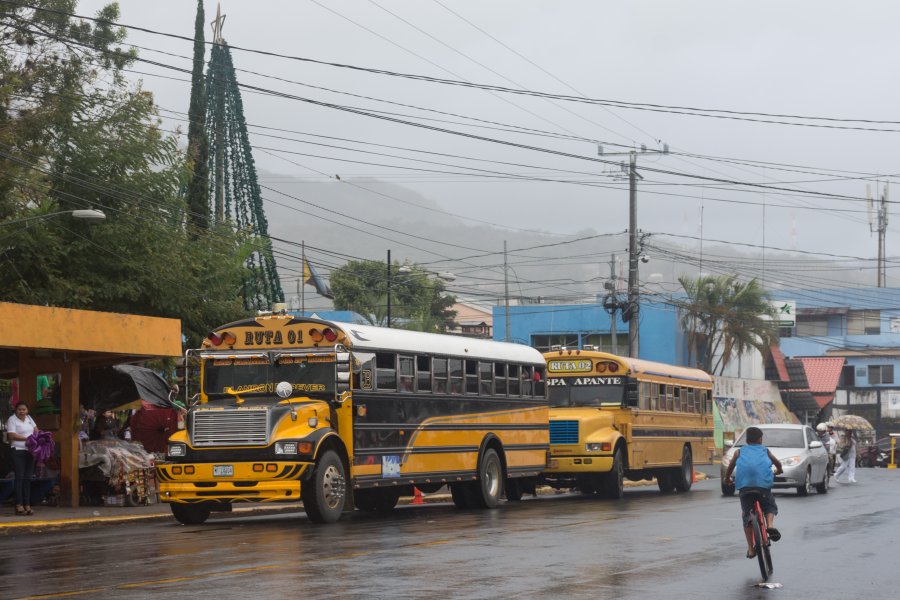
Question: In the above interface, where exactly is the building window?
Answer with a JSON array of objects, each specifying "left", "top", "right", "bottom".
[
  {"left": 796, "top": 317, "right": 828, "bottom": 337},
  {"left": 869, "top": 365, "right": 894, "bottom": 385},
  {"left": 532, "top": 334, "right": 579, "bottom": 352},
  {"left": 581, "top": 333, "right": 629, "bottom": 353},
  {"left": 847, "top": 310, "right": 881, "bottom": 335},
  {"left": 839, "top": 365, "right": 855, "bottom": 387}
]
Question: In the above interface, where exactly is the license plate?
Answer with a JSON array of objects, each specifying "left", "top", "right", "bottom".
[{"left": 213, "top": 465, "right": 234, "bottom": 477}]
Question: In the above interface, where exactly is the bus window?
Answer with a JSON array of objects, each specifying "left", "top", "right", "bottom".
[
  {"left": 687, "top": 388, "right": 696, "bottom": 413},
  {"left": 479, "top": 362, "right": 493, "bottom": 396},
  {"left": 398, "top": 355, "right": 414, "bottom": 393},
  {"left": 417, "top": 356, "right": 431, "bottom": 392},
  {"left": 651, "top": 383, "right": 659, "bottom": 410},
  {"left": 494, "top": 363, "right": 507, "bottom": 395},
  {"left": 508, "top": 365, "right": 521, "bottom": 396},
  {"left": 639, "top": 382, "right": 651, "bottom": 410},
  {"left": 449, "top": 358, "right": 463, "bottom": 394},
  {"left": 465, "top": 360, "right": 479, "bottom": 394},
  {"left": 665, "top": 385, "right": 674, "bottom": 411},
  {"left": 703, "top": 390, "right": 712, "bottom": 414},
  {"left": 352, "top": 352, "right": 375, "bottom": 390},
  {"left": 375, "top": 352, "right": 397, "bottom": 391},
  {"left": 433, "top": 358, "right": 448, "bottom": 394},
  {"left": 522, "top": 366, "right": 534, "bottom": 396},
  {"left": 534, "top": 366, "right": 545, "bottom": 397},
  {"left": 673, "top": 387, "right": 681, "bottom": 412}
]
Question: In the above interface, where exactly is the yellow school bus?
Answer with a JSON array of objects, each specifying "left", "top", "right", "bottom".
[
  {"left": 158, "top": 313, "right": 548, "bottom": 524},
  {"left": 542, "top": 348, "right": 714, "bottom": 498}
]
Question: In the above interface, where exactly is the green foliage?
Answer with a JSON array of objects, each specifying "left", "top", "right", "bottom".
[
  {"left": 677, "top": 274, "right": 778, "bottom": 375},
  {"left": 0, "top": 1, "right": 250, "bottom": 347},
  {"left": 331, "top": 261, "right": 457, "bottom": 332},
  {"left": 185, "top": 0, "right": 208, "bottom": 230}
]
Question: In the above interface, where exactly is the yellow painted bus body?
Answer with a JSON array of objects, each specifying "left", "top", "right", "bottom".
[
  {"left": 542, "top": 349, "right": 714, "bottom": 495},
  {"left": 159, "top": 314, "right": 548, "bottom": 522}
]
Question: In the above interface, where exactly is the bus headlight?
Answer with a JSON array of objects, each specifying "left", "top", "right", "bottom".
[
  {"left": 585, "top": 442, "right": 612, "bottom": 452},
  {"left": 275, "top": 442, "right": 299, "bottom": 455},
  {"left": 167, "top": 443, "right": 186, "bottom": 457}
]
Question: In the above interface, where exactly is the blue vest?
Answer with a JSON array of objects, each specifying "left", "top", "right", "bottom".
[{"left": 735, "top": 444, "right": 773, "bottom": 490}]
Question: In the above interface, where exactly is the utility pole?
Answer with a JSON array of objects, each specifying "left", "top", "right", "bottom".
[
  {"left": 386, "top": 249, "right": 392, "bottom": 328},
  {"left": 598, "top": 143, "right": 669, "bottom": 358},
  {"left": 602, "top": 254, "right": 620, "bottom": 355},
  {"left": 300, "top": 240, "right": 305, "bottom": 315},
  {"left": 869, "top": 183, "right": 889, "bottom": 287},
  {"left": 504, "top": 240, "right": 510, "bottom": 342}
]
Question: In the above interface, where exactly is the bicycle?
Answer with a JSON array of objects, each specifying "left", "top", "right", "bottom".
[{"left": 745, "top": 490, "right": 773, "bottom": 581}]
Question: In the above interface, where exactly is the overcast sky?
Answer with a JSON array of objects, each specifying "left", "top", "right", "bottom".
[{"left": 78, "top": 1, "right": 900, "bottom": 295}]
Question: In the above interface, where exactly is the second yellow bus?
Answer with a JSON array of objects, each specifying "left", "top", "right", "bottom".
[{"left": 542, "top": 348, "right": 714, "bottom": 498}]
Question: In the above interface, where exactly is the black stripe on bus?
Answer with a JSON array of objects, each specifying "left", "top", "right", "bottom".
[
  {"left": 632, "top": 428, "right": 713, "bottom": 438},
  {"left": 354, "top": 443, "right": 549, "bottom": 457},
  {"left": 353, "top": 422, "right": 548, "bottom": 431}
]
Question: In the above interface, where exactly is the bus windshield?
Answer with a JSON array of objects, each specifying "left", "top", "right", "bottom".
[
  {"left": 203, "top": 354, "right": 336, "bottom": 399},
  {"left": 548, "top": 381, "right": 624, "bottom": 408}
]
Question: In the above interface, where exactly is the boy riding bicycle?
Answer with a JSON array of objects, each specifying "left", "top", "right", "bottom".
[{"left": 723, "top": 426, "right": 784, "bottom": 558}]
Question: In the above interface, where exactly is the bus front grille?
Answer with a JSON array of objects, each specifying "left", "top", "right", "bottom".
[
  {"left": 549, "top": 420, "right": 579, "bottom": 445},
  {"left": 191, "top": 409, "right": 269, "bottom": 446}
]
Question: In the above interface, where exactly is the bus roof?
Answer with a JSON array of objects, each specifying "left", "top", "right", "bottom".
[
  {"left": 327, "top": 321, "right": 544, "bottom": 364},
  {"left": 543, "top": 350, "right": 712, "bottom": 384}
]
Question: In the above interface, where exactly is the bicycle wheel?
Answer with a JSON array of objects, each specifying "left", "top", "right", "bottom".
[{"left": 750, "top": 509, "right": 768, "bottom": 581}]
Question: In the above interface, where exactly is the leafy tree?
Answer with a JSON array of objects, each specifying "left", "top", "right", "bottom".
[
  {"left": 0, "top": 1, "right": 250, "bottom": 346},
  {"left": 677, "top": 274, "right": 778, "bottom": 375},
  {"left": 331, "top": 260, "right": 456, "bottom": 332}
]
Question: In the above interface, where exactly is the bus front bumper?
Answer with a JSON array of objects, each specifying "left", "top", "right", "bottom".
[
  {"left": 546, "top": 455, "right": 614, "bottom": 473},
  {"left": 157, "top": 461, "right": 311, "bottom": 503}
]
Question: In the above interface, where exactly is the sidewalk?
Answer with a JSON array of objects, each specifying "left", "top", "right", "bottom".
[{"left": 1, "top": 471, "right": 713, "bottom": 534}]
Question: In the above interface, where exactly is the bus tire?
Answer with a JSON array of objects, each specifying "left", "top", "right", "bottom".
[
  {"left": 505, "top": 478, "right": 523, "bottom": 502},
  {"left": 302, "top": 449, "right": 347, "bottom": 524},
  {"left": 354, "top": 488, "right": 400, "bottom": 512},
  {"left": 451, "top": 482, "right": 471, "bottom": 509},
  {"left": 673, "top": 446, "right": 693, "bottom": 492},
  {"left": 471, "top": 448, "right": 503, "bottom": 509},
  {"left": 171, "top": 502, "right": 210, "bottom": 525},
  {"left": 603, "top": 449, "right": 625, "bottom": 499},
  {"left": 657, "top": 472, "right": 675, "bottom": 493}
]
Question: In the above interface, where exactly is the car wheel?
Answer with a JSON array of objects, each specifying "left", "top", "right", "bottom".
[
  {"left": 721, "top": 481, "right": 735, "bottom": 496},
  {"left": 797, "top": 468, "right": 811, "bottom": 496},
  {"left": 815, "top": 467, "right": 829, "bottom": 494}
]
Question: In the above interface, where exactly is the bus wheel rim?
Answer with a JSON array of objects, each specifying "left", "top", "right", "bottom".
[
  {"left": 322, "top": 464, "right": 345, "bottom": 509},
  {"left": 485, "top": 460, "right": 500, "bottom": 496}
]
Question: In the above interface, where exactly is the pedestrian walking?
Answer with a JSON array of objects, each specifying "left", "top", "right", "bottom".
[
  {"left": 833, "top": 429, "right": 857, "bottom": 484},
  {"left": 6, "top": 402, "right": 37, "bottom": 515}
]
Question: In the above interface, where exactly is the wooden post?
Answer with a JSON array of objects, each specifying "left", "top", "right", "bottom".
[
  {"left": 17, "top": 350, "right": 38, "bottom": 411},
  {"left": 59, "top": 360, "right": 80, "bottom": 507}
]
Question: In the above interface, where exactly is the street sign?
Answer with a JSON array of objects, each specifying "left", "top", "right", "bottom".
[{"left": 768, "top": 300, "right": 796, "bottom": 327}]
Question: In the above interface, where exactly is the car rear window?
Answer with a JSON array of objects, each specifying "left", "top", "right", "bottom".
[{"left": 735, "top": 429, "right": 805, "bottom": 448}]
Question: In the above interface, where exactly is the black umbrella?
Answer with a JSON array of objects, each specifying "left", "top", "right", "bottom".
[{"left": 81, "top": 364, "right": 174, "bottom": 412}]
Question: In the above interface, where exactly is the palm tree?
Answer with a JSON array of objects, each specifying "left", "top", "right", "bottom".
[{"left": 677, "top": 274, "right": 779, "bottom": 374}]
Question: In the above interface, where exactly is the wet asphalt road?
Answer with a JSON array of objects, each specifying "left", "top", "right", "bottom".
[{"left": 2, "top": 470, "right": 897, "bottom": 600}]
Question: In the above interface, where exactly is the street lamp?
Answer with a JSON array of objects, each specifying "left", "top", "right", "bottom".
[{"left": 0, "top": 208, "right": 107, "bottom": 227}]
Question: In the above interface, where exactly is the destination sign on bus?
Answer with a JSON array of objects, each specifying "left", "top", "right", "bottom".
[
  {"left": 548, "top": 376, "right": 623, "bottom": 386},
  {"left": 547, "top": 360, "right": 593, "bottom": 373}
]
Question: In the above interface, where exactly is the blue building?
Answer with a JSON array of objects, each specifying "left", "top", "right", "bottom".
[
  {"left": 491, "top": 298, "right": 683, "bottom": 365},
  {"left": 772, "top": 287, "right": 900, "bottom": 436}
]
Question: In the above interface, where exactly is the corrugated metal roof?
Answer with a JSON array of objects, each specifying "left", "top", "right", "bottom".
[{"left": 767, "top": 345, "right": 790, "bottom": 382}]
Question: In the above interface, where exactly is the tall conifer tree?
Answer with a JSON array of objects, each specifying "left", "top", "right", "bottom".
[{"left": 185, "top": 0, "right": 209, "bottom": 230}]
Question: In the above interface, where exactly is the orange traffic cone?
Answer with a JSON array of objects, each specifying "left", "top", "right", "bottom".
[
  {"left": 692, "top": 468, "right": 697, "bottom": 484},
  {"left": 412, "top": 487, "right": 424, "bottom": 504}
]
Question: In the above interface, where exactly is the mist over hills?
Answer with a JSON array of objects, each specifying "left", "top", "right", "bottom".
[{"left": 259, "top": 173, "right": 878, "bottom": 311}]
